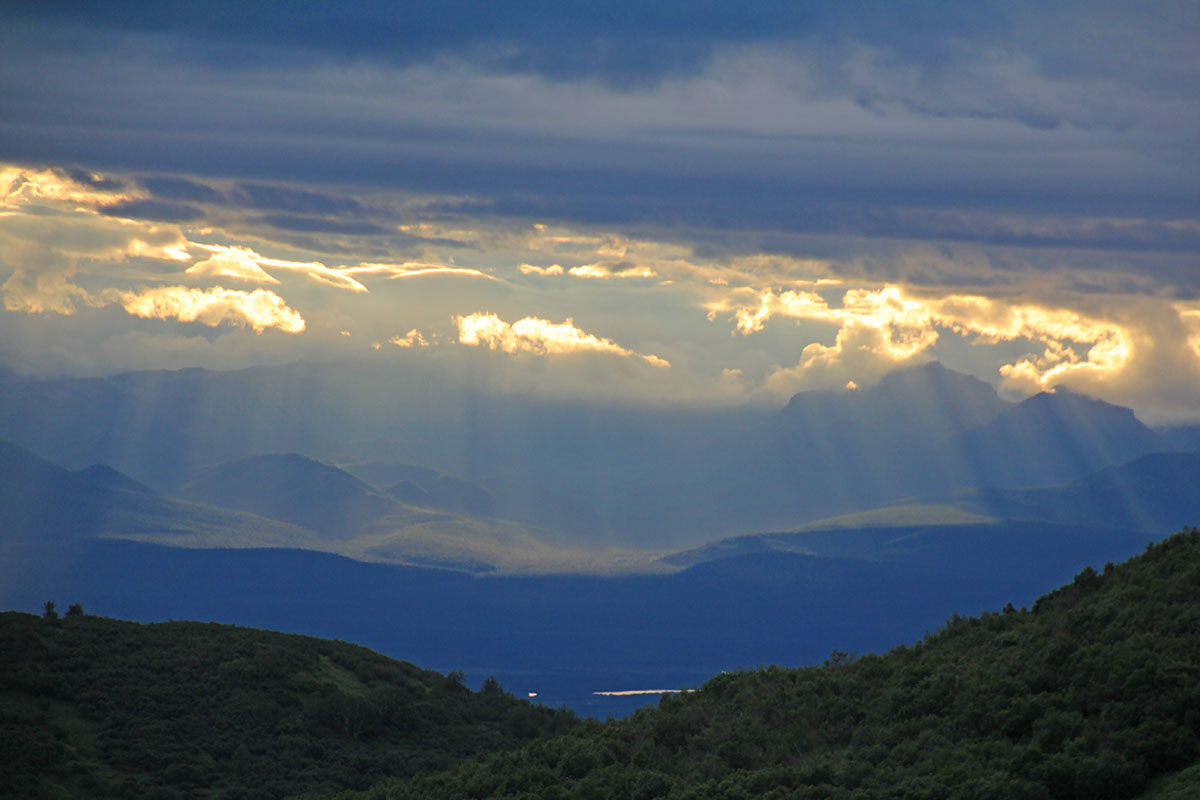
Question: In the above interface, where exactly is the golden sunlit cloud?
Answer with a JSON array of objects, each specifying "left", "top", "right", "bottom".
[
  {"left": 0, "top": 166, "right": 142, "bottom": 210},
  {"left": 519, "top": 263, "right": 564, "bottom": 276},
  {"left": 526, "top": 228, "right": 629, "bottom": 258},
  {"left": 568, "top": 263, "right": 657, "bottom": 279},
  {"left": 1, "top": 161, "right": 1194, "bottom": 420},
  {"left": 456, "top": 312, "right": 669, "bottom": 367},
  {"left": 0, "top": 207, "right": 191, "bottom": 317},
  {"left": 370, "top": 263, "right": 495, "bottom": 281},
  {"left": 0, "top": 206, "right": 188, "bottom": 264},
  {"left": 732, "top": 289, "right": 835, "bottom": 335},
  {"left": 763, "top": 320, "right": 935, "bottom": 394},
  {"left": 102, "top": 286, "right": 306, "bottom": 333},
  {"left": 188, "top": 243, "right": 369, "bottom": 292},
  {"left": 1177, "top": 304, "right": 1200, "bottom": 359},
  {"left": 186, "top": 245, "right": 280, "bottom": 284},
  {"left": 731, "top": 284, "right": 1133, "bottom": 394},
  {"left": 184, "top": 246, "right": 494, "bottom": 292},
  {"left": 389, "top": 329, "right": 429, "bottom": 348},
  {"left": 2, "top": 264, "right": 93, "bottom": 315}
]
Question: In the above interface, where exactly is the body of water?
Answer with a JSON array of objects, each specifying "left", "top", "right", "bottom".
[{"left": 454, "top": 666, "right": 720, "bottom": 719}]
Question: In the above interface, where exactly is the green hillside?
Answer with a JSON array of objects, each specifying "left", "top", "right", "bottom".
[
  {"left": 8, "top": 529, "right": 1199, "bottom": 800},
  {"left": 347, "top": 528, "right": 1200, "bottom": 800},
  {"left": 0, "top": 613, "right": 579, "bottom": 799}
]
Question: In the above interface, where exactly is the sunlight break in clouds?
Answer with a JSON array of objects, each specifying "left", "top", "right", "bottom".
[
  {"left": 568, "top": 263, "right": 657, "bottom": 279},
  {"left": 187, "top": 245, "right": 493, "bottom": 292},
  {"left": 103, "top": 286, "right": 306, "bottom": 334},
  {"left": 457, "top": 313, "right": 669, "bottom": 367},
  {"left": 733, "top": 285, "right": 1132, "bottom": 394},
  {"left": 186, "top": 245, "right": 281, "bottom": 284},
  {"left": 1182, "top": 305, "right": 1200, "bottom": 358},
  {"left": 2, "top": 263, "right": 92, "bottom": 316},
  {"left": 389, "top": 329, "right": 429, "bottom": 348},
  {"left": 519, "top": 263, "right": 564, "bottom": 276},
  {"left": 0, "top": 165, "right": 141, "bottom": 210},
  {"left": 187, "top": 244, "right": 369, "bottom": 292}
]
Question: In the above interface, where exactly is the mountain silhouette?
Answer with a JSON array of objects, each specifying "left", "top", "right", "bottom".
[
  {"left": 964, "top": 450, "right": 1200, "bottom": 533},
  {"left": 951, "top": 387, "right": 1167, "bottom": 487},
  {"left": 174, "top": 453, "right": 402, "bottom": 538}
]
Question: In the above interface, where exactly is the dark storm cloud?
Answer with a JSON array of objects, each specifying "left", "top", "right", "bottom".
[
  {"left": 2, "top": 0, "right": 1196, "bottom": 278},
  {"left": 139, "top": 176, "right": 223, "bottom": 204},
  {"left": 421, "top": 175, "right": 1200, "bottom": 255},
  {"left": 13, "top": 0, "right": 1007, "bottom": 84},
  {"left": 13, "top": 0, "right": 1193, "bottom": 120},
  {"left": 64, "top": 168, "right": 128, "bottom": 193},
  {"left": 256, "top": 214, "right": 386, "bottom": 235},
  {"left": 229, "top": 184, "right": 365, "bottom": 215},
  {"left": 134, "top": 176, "right": 396, "bottom": 237}
]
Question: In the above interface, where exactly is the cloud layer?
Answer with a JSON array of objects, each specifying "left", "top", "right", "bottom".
[
  {"left": 104, "top": 286, "right": 305, "bottom": 333},
  {"left": 0, "top": 4, "right": 1197, "bottom": 421},
  {"left": 457, "top": 313, "right": 669, "bottom": 368}
]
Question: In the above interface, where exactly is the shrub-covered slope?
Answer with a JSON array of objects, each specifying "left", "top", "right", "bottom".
[
  {"left": 0, "top": 613, "right": 578, "bottom": 799},
  {"left": 357, "top": 528, "right": 1200, "bottom": 800}
]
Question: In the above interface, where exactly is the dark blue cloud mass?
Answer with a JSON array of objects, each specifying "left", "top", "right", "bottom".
[
  {"left": 1, "top": 0, "right": 1196, "bottom": 278},
  {"left": 14, "top": 1, "right": 1010, "bottom": 83},
  {"left": 99, "top": 199, "right": 206, "bottom": 223}
]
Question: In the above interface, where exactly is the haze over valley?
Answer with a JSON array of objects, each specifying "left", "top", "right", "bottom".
[
  {"left": 2, "top": 357, "right": 1197, "bottom": 721},
  {"left": 2, "top": 2, "right": 1199, "bottom": 797}
]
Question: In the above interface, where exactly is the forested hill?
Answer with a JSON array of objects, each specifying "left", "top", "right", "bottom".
[
  {"left": 349, "top": 528, "right": 1200, "bottom": 800},
  {"left": 6, "top": 530, "right": 1200, "bottom": 800},
  {"left": 0, "top": 613, "right": 579, "bottom": 799}
]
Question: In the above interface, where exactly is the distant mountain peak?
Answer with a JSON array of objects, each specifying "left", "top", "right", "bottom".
[
  {"left": 174, "top": 453, "right": 399, "bottom": 538},
  {"left": 882, "top": 359, "right": 948, "bottom": 378},
  {"left": 952, "top": 385, "right": 1164, "bottom": 488},
  {"left": 870, "top": 362, "right": 968, "bottom": 393},
  {"left": 781, "top": 361, "right": 1008, "bottom": 436},
  {"left": 1018, "top": 385, "right": 1138, "bottom": 420},
  {"left": 74, "top": 464, "right": 157, "bottom": 495}
]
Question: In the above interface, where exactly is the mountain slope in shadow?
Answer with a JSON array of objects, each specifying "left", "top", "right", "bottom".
[
  {"left": 961, "top": 451, "right": 1200, "bottom": 533},
  {"left": 950, "top": 387, "right": 1166, "bottom": 488},
  {"left": 174, "top": 453, "right": 406, "bottom": 538}
]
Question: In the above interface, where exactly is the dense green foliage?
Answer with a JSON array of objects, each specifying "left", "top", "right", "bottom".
[
  {"left": 7, "top": 528, "right": 1199, "bottom": 800},
  {"left": 0, "top": 614, "right": 578, "bottom": 799},
  {"left": 346, "top": 528, "right": 1200, "bottom": 800},
  {"left": 1136, "top": 763, "right": 1200, "bottom": 799}
]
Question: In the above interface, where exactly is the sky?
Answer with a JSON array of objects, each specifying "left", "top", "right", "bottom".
[{"left": 1, "top": 1, "right": 1198, "bottom": 422}]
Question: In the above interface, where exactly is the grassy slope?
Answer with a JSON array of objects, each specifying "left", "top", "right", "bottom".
[
  {"left": 0, "top": 613, "right": 579, "bottom": 800},
  {"left": 354, "top": 527, "right": 1200, "bottom": 800}
]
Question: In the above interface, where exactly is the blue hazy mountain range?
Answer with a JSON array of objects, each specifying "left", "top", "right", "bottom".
[
  {"left": 0, "top": 439, "right": 317, "bottom": 549},
  {"left": 0, "top": 361, "right": 1183, "bottom": 553},
  {"left": 2, "top": 359, "right": 1195, "bottom": 715}
]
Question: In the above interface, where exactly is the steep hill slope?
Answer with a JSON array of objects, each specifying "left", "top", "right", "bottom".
[
  {"left": 168, "top": 454, "right": 649, "bottom": 574},
  {"left": 0, "top": 441, "right": 654, "bottom": 576},
  {"left": 661, "top": 518, "right": 1153, "bottom": 587},
  {"left": 363, "top": 527, "right": 1200, "bottom": 800},
  {"left": 962, "top": 451, "right": 1200, "bottom": 533},
  {"left": 0, "top": 612, "right": 578, "bottom": 799},
  {"left": 715, "top": 366, "right": 1170, "bottom": 533},
  {"left": 173, "top": 453, "right": 406, "bottom": 538},
  {"left": 951, "top": 387, "right": 1168, "bottom": 487},
  {"left": 664, "top": 449, "right": 1197, "bottom": 576},
  {"left": 0, "top": 439, "right": 317, "bottom": 551}
]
